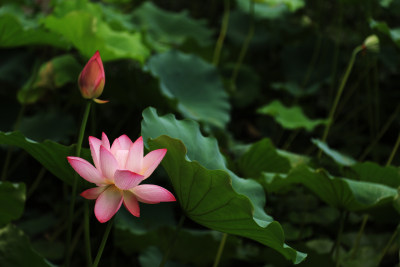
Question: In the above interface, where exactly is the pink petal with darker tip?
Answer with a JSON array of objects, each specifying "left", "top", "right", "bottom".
[
  {"left": 131, "top": 184, "right": 176, "bottom": 204},
  {"left": 94, "top": 186, "right": 123, "bottom": 223},
  {"left": 125, "top": 136, "right": 143, "bottom": 174},
  {"left": 101, "top": 132, "right": 110, "bottom": 150},
  {"left": 81, "top": 186, "right": 108, "bottom": 199},
  {"left": 114, "top": 170, "right": 144, "bottom": 190},
  {"left": 123, "top": 190, "right": 140, "bottom": 217},
  {"left": 67, "top": 156, "right": 104, "bottom": 184},
  {"left": 100, "top": 145, "right": 118, "bottom": 180},
  {"left": 141, "top": 149, "right": 167, "bottom": 178},
  {"left": 89, "top": 136, "right": 101, "bottom": 170}
]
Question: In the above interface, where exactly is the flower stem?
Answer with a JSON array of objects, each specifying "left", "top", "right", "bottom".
[
  {"left": 84, "top": 201, "right": 93, "bottom": 267},
  {"left": 27, "top": 167, "right": 46, "bottom": 199},
  {"left": 359, "top": 104, "right": 400, "bottom": 161},
  {"left": 159, "top": 215, "right": 185, "bottom": 267},
  {"left": 351, "top": 214, "right": 369, "bottom": 258},
  {"left": 212, "top": 0, "right": 230, "bottom": 66},
  {"left": 386, "top": 132, "right": 400, "bottom": 166},
  {"left": 76, "top": 101, "right": 92, "bottom": 158},
  {"left": 332, "top": 211, "right": 347, "bottom": 267},
  {"left": 213, "top": 233, "right": 228, "bottom": 267},
  {"left": 377, "top": 225, "right": 399, "bottom": 265},
  {"left": 230, "top": 0, "right": 254, "bottom": 90},
  {"left": 92, "top": 220, "right": 113, "bottom": 267},
  {"left": 319, "top": 46, "right": 362, "bottom": 158},
  {"left": 66, "top": 100, "right": 92, "bottom": 267}
]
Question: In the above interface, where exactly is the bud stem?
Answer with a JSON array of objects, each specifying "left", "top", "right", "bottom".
[
  {"left": 66, "top": 100, "right": 92, "bottom": 266},
  {"left": 318, "top": 45, "right": 362, "bottom": 158}
]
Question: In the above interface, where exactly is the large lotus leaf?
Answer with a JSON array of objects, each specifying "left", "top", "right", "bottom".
[
  {"left": 0, "top": 224, "right": 53, "bottom": 267},
  {"left": 133, "top": 2, "right": 213, "bottom": 51},
  {"left": 146, "top": 51, "right": 230, "bottom": 128},
  {"left": 141, "top": 107, "right": 264, "bottom": 219},
  {"left": 0, "top": 182, "right": 25, "bottom": 227},
  {"left": 312, "top": 139, "right": 356, "bottom": 166},
  {"left": 148, "top": 136, "right": 305, "bottom": 264},
  {"left": 350, "top": 161, "right": 400, "bottom": 188},
  {"left": 0, "top": 5, "right": 67, "bottom": 48},
  {"left": 50, "top": 0, "right": 135, "bottom": 31},
  {"left": 252, "top": 0, "right": 305, "bottom": 12},
  {"left": 276, "top": 149, "right": 310, "bottom": 168},
  {"left": 237, "top": 138, "right": 291, "bottom": 178},
  {"left": 18, "top": 54, "right": 81, "bottom": 104},
  {"left": 141, "top": 107, "right": 306, "bottom": 264},
  {"left": 18, "top": 111, "right": 75, "bottom": 143},
  {"left": 257, "top": 100, "right": 328, "bottom": 132},
  {"left": 236, "top": 0, "right": 288, "bottom": 20},
  {"left": 0, "top": 131, "right": 90, "bottom": 186},
  {"left": 43, "top": 11, "right": 149, "bottom": 63},
  {"left": 261, "top": 165, "right": 397, "bottom": 211}
]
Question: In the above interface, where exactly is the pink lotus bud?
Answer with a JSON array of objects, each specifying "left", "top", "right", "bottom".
[{"left": 78, "top": 51, "right": 107, "bottom": 103}]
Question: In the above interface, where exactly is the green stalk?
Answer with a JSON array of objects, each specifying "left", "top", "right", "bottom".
[
  {"left": 359, "top": 105, "right": 400, "bottom": 161},
  {"left": 230, "top": 0, "right": 254, "bottom": 90},
  {"left": 377, "top": 225, "right": 399, "bottom": 265},
  {"left": 66, "top": 100, "right": 92, "bottom": 267},
  {"left": 332, "top": 211, "right": 347, "bottom": 267},
  {"left": 27, "top": 167, "right": 46, "bottom": 199},
  {"left": 213, "top": 233, "right": 228, "bottom": 267},
  {"left": 351, "top": 214, "right": 369, "bottom": 258},
  {"left": 84, "top": 201, "right": 93, "bottom": 267},
  {"left": 159, "top": 215, "right": 185, "bottom": 267},
  {"left": 386, "top": 132, "right": 400, "bottom": 166},
  {"left": 212, "top": 0, "right": 230, "bottom": 66},
  {"left": 319, "top": 46, "right": 362, "bottom": 158},
  {"left": 76, "top": 101, "right": 92, "bottom": 158},
  {"left": 92, "top": 220, "right": 114, "bottom": 267}
]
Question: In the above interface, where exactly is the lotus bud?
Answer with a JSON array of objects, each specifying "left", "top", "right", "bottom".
[
  {"left": 78, "top": 51, "right": 107, "bottom": 103},
  {"left": 363, "top": 35, "right": 379, "bottom": 53}
]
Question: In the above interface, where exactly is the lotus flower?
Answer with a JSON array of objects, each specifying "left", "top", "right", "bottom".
[
  {"left": 78, "top": 51, "right": 107, "bottom": 103},
  {"left": 67, "top": 133, "right": 176, "bottom": 223}
]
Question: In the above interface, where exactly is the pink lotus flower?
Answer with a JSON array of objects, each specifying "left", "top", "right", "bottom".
[
  {"left": 78, "top": 51, "right": 107, "bottom": 103},
  {"left": 67, "top": 133, "right": 176, "bottom": 223}
]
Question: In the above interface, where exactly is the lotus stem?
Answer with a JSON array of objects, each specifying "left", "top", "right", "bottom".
[
  {"left": 159, "top": 214, "right": 185, "bottom": 267},
  {"left": 230, "top": 0, "right": 254, "bottom": 90},
  {"left": 377, "top": 225, "right": 399, "bottom": 265},
  {"left": 386, "top": 132, "right": 400, "bottom": 166},
  {"left": 66, "top": 100, "right": 92, "bottom": 267},
  {"left": 319, "top": 46, "right": 362, "bottom": 158},
  {"left": 213, "top": 233, "right": 228, "bottom": 267},
  {"left": 92, "top": 219, "right": 114, "bottom": 267},
  {"left": 212, "top": 0, "right": 230, "bottom": 67}
]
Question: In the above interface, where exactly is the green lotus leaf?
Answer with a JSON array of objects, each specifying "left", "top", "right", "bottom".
[
  {"left": 258, "top": 100, "right": 328, "bottom": 132},
  {"left": 0, "top": 224, "right": 53, "bottom": 267},
  {"left": 141, "top": 107, "right": 306, "bottom": 264},
  {"left": 237, "top": 138, "right": 291, "bottom": 178},
  {"left": 0, "top": 182, "right": 25, "bottom": 226},
  {"left": 312, "top": 139, "right": 357, "bottom": 166},
  {"left": 43, "top": 11, "right": 149, "bottom": 63},
  {"left": 146, "top": 51, "right": 230, "bottom": 128},
  {"left": 261, "top": 165, "right": 397, "bottom": 211},
  {"left": 0, "top": 131, "right": 90, "bottom": 186}
]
